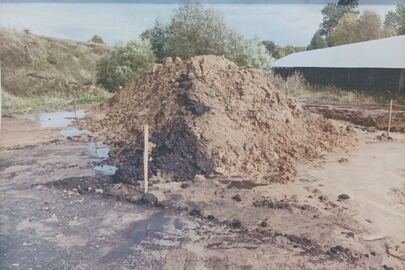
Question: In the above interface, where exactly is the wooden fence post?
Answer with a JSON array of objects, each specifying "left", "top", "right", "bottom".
[
  {"left": 388, "top": 99, "right": 393, "bottom": 135},
  {"left": 143, "top": 125, "right": 149, "bottom": 193}
]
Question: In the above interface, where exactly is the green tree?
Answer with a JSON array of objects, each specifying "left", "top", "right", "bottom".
[
  {"left": 89, "top": 35, "right": 104, "bottom": 44},
  {"left": 164, "top": 2, "right": 230, "bottom": 59},
  {"left": 140, "top": 1, "right": 271, "bottom": 72},
  {"left": 330, "top": 10, "right": 393, "bottom": 46},
  {"left": 262, "top": 40, "right": 282, "bottom": 59},
  {"left": 141, "top": 21, "right": 169, "bottom": 62},
  {"left": 384, "top": 4, "right": 405, "bottom": 35},
  {"left": 96, "top": 40, "right": 155, "bottom": 92},
  {"left": 319, "top": 0, "right": 359, "bottom": 40},
  {"left": 307, "top": 31, "right": 328, "bottom": 50}
]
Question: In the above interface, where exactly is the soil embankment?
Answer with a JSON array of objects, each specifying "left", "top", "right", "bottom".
[{"left": 0, "top": 30, "right": 109, "bottom": 98}]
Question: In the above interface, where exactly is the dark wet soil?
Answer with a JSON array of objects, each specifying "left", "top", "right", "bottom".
[
  {"left": 113, "top": 122, "right": 214, "bottom": 183},
  {"left": 220, "top": 180, "right": 267, "bottom": 189}
]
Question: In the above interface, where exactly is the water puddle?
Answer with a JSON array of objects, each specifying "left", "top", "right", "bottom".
[
  {"left": 85, "top": 141, "right": 116, "bottom": 175},
  {"left": 85, "top": 141, "right": 110, "bottom": 159},
  {"left": 27, "top": 110, "right": 87, "bottom": 128},
  {"left": 94, "top": 165, "right": 117, "bottom": 176},
  {"left": 60, "top": 128, "right": 91, "bottom": 137},
  {"left": 26, "top": 110, "right": 118, "bottom": 176}
]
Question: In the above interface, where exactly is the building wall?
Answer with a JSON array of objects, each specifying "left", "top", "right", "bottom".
[{"left": 273, "top": 67, "right": 404, "bottom": 93}]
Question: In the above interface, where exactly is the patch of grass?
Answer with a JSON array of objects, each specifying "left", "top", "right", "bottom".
[
  {"left": 272, "top": 73, "right": 405, "bottom": 106},
  {"left": 3, "top": 90, "right": 112, "bottom": 113},
  {"left": 46, "top": 52, "right": 58, "bottom": 65}
]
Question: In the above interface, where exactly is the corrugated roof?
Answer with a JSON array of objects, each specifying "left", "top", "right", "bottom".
[{"left": 273, "top": 35, "right": 405, "bottom": 69}]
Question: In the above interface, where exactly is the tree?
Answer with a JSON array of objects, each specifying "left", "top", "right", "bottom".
[
  {"left": 307, "top": 31, "right": 328, "bottom": 50},
  {"left": 319, "top": 0, "right": 359, "bottom": 40},
  {"left": 141, "top": 21, "right": 169, "bottom": 62},
  {"left": 96, "top": 40, "right": 155, "bottom": 92},
  {"left": 89, "top": 35, "right": 104, "bottom": 44},
  {"left": 384, "top": 4, "right": 405, "bottom": 35},
  {"left": 338, "top": 0, "right": 359, "bottom": 8},
  {"left": 262, "top": 40, "right": 282, "bottom": 59},
  {"left": 140, "top": 1, "right": 272, "bottom": 73},
  {"left": 330, "top": 10, "right": 393, "bottom": 46},
  {"left": 164, "top": 2, "right": 230, "bottom": 59}
]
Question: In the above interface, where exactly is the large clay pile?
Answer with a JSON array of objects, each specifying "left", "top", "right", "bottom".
[{"left": 89, "top": 55, "right": 356, "bottom": 183}]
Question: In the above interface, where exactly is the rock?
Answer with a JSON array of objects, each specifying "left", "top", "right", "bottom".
[
  {"left": 226, "top": 219, "right": 243, "bottom": 229},
  {"left": 206, "top": 214, "right": 216, "bottom": 221},
  {"left": 180, "top": 183, "right": 190, "bottom": 189},
  {"left": 174, "top": 57, "right": 182, "bottom": 65},
  {"left": 260, "top": 221, "right": 268, "bottom": 227},
  {"left": 232, "top": 194, "right": 241, "bottom": 202},
  {"left": 337, "top": 194, "right": 350, "bottom": 201},
  {"left": 338, "top": 158, "right": 348, "bottom": 163},
  {"left": 139, "top": 193, "right": 159, "bottom": 206},
  {"left": 189, "top": 206, "right": 202, "bottom": 217}
]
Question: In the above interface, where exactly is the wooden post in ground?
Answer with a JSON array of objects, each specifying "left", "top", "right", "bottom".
[
  {"left": 0, "top": 61, "right": 2, "bottom": 132},
  {"left": 388, "top": 99, "right": 393, "bottom": 135},
  {"left": 143, "top": 125, "right": 149, "bottom": 194}
]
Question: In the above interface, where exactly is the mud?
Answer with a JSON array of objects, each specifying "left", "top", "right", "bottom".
[{"left": 2, "top": 108, "right": 405, "bottom": 269}]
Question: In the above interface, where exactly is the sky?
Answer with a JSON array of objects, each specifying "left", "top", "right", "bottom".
[{"left": 0, "top": 1, "right": 400, "bottom": 46}]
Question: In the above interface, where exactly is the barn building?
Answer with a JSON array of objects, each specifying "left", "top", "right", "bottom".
[{"left": 273, "top": 35, "right": 405, "bottom": 93}]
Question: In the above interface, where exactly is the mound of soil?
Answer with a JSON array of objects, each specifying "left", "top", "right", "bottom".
[{"left": 88, "top": 55, "right": 356, "bottom": 182}]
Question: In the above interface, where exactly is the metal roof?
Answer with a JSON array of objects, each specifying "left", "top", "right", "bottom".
[{"left": 273, "top": 35, "right": 405, "bottom": 69}]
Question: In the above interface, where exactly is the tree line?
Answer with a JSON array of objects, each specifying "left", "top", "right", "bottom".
[
  {"left": 93, "top": 1, "right": 405, "bottom": 92},
  {"left": 308, "top": 1, "right": 405, "bottom": 50}
]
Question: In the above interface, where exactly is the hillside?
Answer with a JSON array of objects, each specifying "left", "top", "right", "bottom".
[{"left": 0, "top": 30, "right": 110, "bottom": 99}]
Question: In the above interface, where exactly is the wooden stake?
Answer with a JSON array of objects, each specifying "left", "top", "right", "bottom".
[
  {"left": 143, "top": 125, "right": 149, "bottom": 194},
  {"left": 388, "top": 99, "right": 393, "bottom": 135},
  {"left": 0, "top": 61, "right": 2, "bottom": 132}
]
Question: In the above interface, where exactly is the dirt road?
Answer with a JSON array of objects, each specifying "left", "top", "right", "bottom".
[{"left": 0, "top": 110, "right": 404, "bottom": 269}]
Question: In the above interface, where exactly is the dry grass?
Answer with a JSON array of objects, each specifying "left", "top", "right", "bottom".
[
  {"left": 0, "top": 29, "right": 110, "bottom": 97},
  {"left": 271, "top": 72, "right": 402, "bottom": 106}
]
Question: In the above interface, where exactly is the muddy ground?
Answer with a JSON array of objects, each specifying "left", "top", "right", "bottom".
[{"left": 1, "top": 108, "right": 405, "bottom": 269}]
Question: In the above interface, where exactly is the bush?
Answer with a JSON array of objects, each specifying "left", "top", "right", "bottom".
[
  {"left": 89, "top": 35, "right": 104, "bottom": 44},
  {"left": 47, "top": 52, "right": 57, "bottom": 65},
  {"left": 96, "top": 40, "right": 155, "bottom": 92},
  {"left": 232, "top": 38, "right": 272, "bottom": 74}
]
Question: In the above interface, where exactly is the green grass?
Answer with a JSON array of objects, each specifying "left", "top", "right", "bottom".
[{"left": 3, "top": 91, "right": 112, "bottom": 113}]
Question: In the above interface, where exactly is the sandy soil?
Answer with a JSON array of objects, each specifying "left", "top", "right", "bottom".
[
  {"left": 1, "top": 110, "right": 404, "bottom": 269},
  {"left": 0, "top": 115, "right": 62, "bottom": 150}
]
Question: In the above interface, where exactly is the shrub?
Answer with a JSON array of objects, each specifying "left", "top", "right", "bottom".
[
  {"left": 96, "top": 40, "right": 155, "bottom": 92},
  {"left": 232, "top": 38, "right": 272, "bottom": 75},
  {"left": 89, "top": 35, "right": 104, "bottom": 44},
  {"left": 47, "top": 52, "right": 58, "bottom": 65}
]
